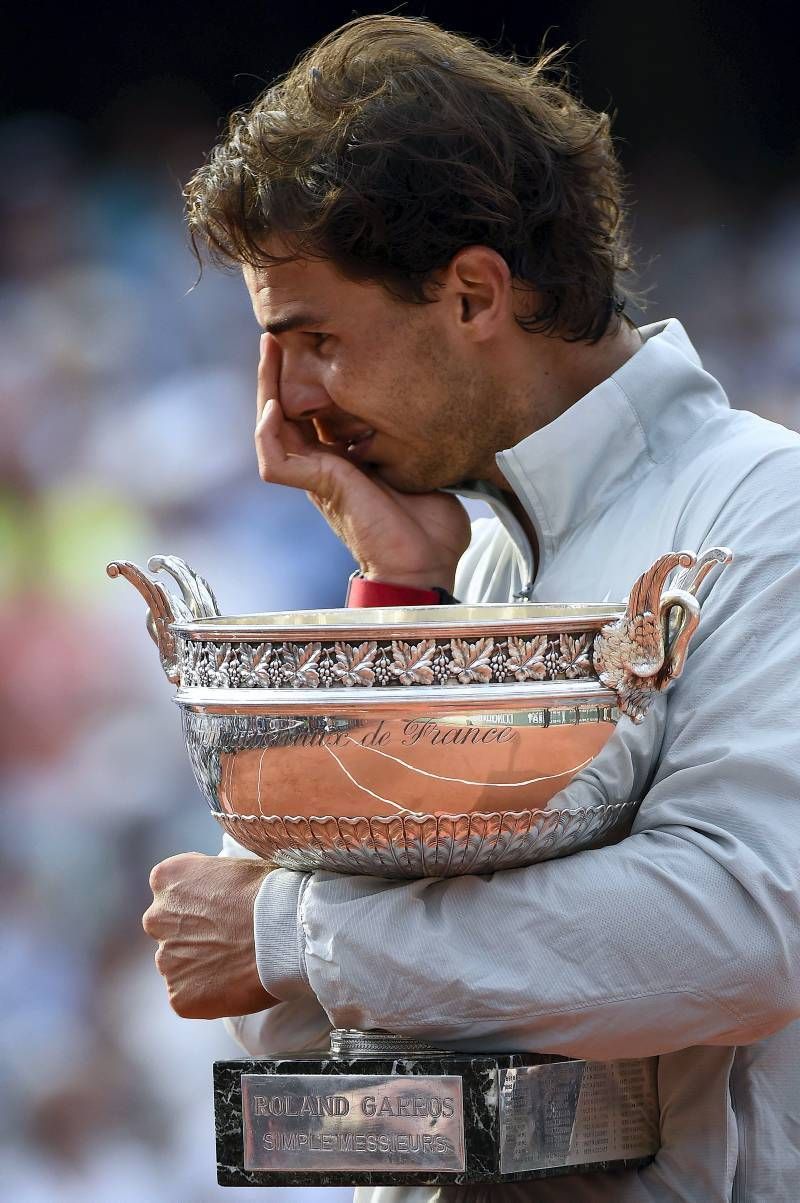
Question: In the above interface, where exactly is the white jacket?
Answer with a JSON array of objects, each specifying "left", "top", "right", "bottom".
[{"left": 224, "top": 319, "right": 800, "bottom": 1202}]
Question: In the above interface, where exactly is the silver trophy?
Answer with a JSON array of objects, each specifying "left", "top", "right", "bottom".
[{"left": 110, "top": 546, "right": 730, "bottom": 1188}]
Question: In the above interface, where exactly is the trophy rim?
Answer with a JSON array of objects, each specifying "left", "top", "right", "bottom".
[{"left": 171, "top": 600, "right": 625, "bottom": 641}]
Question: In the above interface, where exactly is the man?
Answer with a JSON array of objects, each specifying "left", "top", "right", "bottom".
[{"left": 142, "top": 15, "right": 800, "bottom": 1201}]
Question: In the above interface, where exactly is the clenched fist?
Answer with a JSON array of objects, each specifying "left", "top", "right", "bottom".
[{"left": 142, "top": 852, "right": 277, "bottom": 1020}]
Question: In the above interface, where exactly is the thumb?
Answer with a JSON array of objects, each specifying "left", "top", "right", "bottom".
[{"left": 255, "top": 398, "right": 390, "bottom": 514}]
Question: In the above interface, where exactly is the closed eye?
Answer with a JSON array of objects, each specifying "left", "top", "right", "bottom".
[{"left": 306, "top": 332, "right": 330, "bottom": 350}]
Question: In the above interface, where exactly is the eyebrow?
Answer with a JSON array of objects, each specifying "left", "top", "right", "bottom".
[{"left": 261, "top": 310, "right": 329, "bottom": 335}]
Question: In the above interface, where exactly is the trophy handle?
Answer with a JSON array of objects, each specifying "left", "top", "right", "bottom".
[
  {"left": 656, "top": 589, "right": 701, "bottom": 684},
  {"left": 593, "top": 547, "right": 732, "bottom": 723},
  {"left": 672, "top": 546, "right": 733, "bottom": 597},
  {"left": 146, "top": 554, "right": 221, "bottom": 620},
  {"left": 107, "top": 555, "right": 221, "bottom": 684}
]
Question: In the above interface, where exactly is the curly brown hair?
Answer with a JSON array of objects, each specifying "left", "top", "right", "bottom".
[{"left": 185, "top": 14, "right": 636, "bottom": 343}]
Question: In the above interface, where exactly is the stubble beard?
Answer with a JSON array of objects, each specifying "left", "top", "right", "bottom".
[
  {"left": 373, "top": 320, "right": 511, "bottom": 493},
  {"left": 377, "top": 379, "right": 501, "bottom": 494}
]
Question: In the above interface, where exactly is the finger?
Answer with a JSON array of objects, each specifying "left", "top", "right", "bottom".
[
  {"left": 142, "top": 903, "right": 160, "bottom": 938},
  {"left": 256, "top": 332, "right": 280, "bottom": 423},
  {"left": 254, "top": 393, "right": 292, "bottom": 480},
  {"left": 255, "top": 395, "right": 339, "bottom": 493},
  {"left": 149, "top": 861, "right": 166, "bottom": 894},
  {"left": 166, "top": 850, "right": 207, "bottom": 870}
]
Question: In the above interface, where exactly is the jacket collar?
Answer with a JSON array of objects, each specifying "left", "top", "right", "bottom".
[{"left": 455, "top": 318, "right": 730, "bottom": 596}]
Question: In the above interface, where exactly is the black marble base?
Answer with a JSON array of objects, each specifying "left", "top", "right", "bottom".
[{"left": 214, "top": 1047, "right": 657, "bottom": 1188}]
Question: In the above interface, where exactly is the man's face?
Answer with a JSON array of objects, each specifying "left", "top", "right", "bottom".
[{"left": 243, "top": 253, "right": 503, "bottom": 493}]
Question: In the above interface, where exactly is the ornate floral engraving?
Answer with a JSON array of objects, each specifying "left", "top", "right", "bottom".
[
  {"left": 431, "top": 647, "right": 453, "bottom": 685},
  {"left": 372, "top": 648, "right": 393, "bottom": 686},
  {"left": 333, "top": 640, "right": 378, "bottom": 687},
  {"left": 180, "top": 639, "right": 202, "bottom": 684},
  {"left": 317, "top": 650, "right": 337, "bottom": 688},
  {"left": 448, "top": 637, "right": 494, "bottom": 684},
  {"left": 506, "top": 635, "right": 548, "bottom": 681},
  {"left": 489, "top": 642, "right": 510, "bottom": 682},
  {"left": 217, "top": 644, "right": 245, "bottom": 687},
  {"left": 281, "top": 641, "right": 322, "bottom": 688},
  {"left": 246, "top": 642, "right": 275, "bottom": 688},
  {"left": 558, "top": 633, "right": 593, "bottom": 679},
  {"left": 390, "top": 638, "right": 436, "bottom": 685},
  {"left": 543, "top": 640, "right": 561, "bottom": 679},
  {"left": 183, "top": 640, "right": 230, "bottom": 687},
  {"left": 177, "top": 629, "right": 608, "bottom": 690}
]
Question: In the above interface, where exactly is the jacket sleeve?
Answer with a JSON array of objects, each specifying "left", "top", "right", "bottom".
[{"left": 254, "top": 463, "right": 800, "bottom": 1060}]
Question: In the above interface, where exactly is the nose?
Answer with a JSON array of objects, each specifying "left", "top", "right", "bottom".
[{"left": 278, "top": 347, "right": 332, "bottom": 422}]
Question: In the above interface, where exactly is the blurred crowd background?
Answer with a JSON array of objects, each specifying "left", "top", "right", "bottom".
[{"left": 2, "top": 3, "right": 798, "bottom": 1200}]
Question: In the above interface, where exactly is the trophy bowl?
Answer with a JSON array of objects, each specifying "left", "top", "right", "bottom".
[{"left": 108, "top": 547, "right": 730, "bottom": 878}]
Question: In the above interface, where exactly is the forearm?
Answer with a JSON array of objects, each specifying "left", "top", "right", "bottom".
[{"left": 257, "top": 825, "right": 800, "bottom": 1060}]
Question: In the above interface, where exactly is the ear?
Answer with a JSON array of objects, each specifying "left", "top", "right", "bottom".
[{"left": 441, "top": 246, "right": 514, "bottom": 343}]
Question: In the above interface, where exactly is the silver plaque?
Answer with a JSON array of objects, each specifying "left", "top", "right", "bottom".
[
  {"left": 241, "top": 1074, "right": 466, "bottom": 1173},
  {"left": 499, "top": 1058, "right": 659, "bottom": 1175}
]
